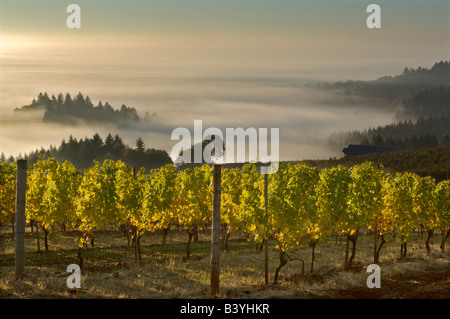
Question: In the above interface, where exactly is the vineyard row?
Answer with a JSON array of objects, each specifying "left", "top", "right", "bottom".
[{"left": 0, "top": 156, "right": 449, "bottom": 282}]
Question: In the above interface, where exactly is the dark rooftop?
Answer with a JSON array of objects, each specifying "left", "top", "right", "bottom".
[{"left": 342, "top": 144, "right": 404, "bottom": 156}]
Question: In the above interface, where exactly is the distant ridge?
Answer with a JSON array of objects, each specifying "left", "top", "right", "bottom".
[{"left": 308, "top": 60, "right": 450, "bottom": 119}]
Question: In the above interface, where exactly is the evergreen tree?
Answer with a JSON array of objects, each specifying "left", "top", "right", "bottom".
[
  {"left": 371, "top": 134, "right": 384, "bottom": 146},
  {"left": 57, "top": 93, "right": 64, "bottom": 106},
  {"left": 64, "top": 93, "right": 73, "bottom": 109},
  {"left": 360, "top": 137, "right": 370, "bottom": 145},
  {"left": 136, "top": 137, "right": 146, "bottom": 152},
  {"left": 112, "top": 135, "right": 126, "bottom": 158},
  {"left": 74, "top": 92, "right": 86, "bottom": 109},
  {"left": 85, "top": 96, "right": 93, "bottom": 108}
]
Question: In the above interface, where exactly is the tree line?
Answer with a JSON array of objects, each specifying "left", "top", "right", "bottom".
[
  {"left": 324, "top": 115, "right": 449, "bottom": 153},
  {"left": 0, "top": 133, "right": 172, "bottom": 172},
  {"left": 361, "top": 132, "right": 439, "bottom": 150}
]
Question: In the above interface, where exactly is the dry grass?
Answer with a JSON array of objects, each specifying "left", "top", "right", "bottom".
[{"left": 0, "top": 227, "right": 449, "bottom": 299}]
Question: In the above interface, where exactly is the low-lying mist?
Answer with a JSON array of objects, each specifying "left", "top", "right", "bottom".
[
  {"left": 0, "top": 44, "right": 402, "bottom": 161},
  {"left": 0, "top": 78, "right": 396, "bottom": 161}
]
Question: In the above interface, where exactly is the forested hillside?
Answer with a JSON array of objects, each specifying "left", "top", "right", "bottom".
[
  {"left": 310, "top": 61, "right": 450, "bottom": 119},
  {"left": 295, "top": 146, "right": 450, "bottom": 183},
  {"left": 324, "top": 116, "right": 449, "bottom": 152}
]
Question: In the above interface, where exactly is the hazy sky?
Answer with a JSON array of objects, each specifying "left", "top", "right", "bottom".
[{"left": 0, "top": 0, "right": 449, "bottom": 160}]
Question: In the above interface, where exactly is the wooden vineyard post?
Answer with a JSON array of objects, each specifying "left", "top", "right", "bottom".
[
  {"left": 132, "top": 167, "right": 140, "bottom": 264},
  {"left": 211, "top": 164, "right": 221, "bottom": 297},
  {"left": 373, "top": 224, "right": 378, "bottom": 264},
  {"left": 264, "top": 173, "right": 269, "bottom": 285},
  {"left": 15, "top": 159, "right": 27, "bottom": 279}
]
